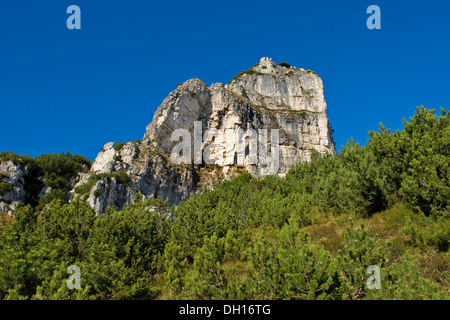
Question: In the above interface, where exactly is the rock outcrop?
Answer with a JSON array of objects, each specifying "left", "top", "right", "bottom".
[
  {"left": 0, "top": 161, "right": 28, "bottom": 214},
  {"left": 73, "top": 57, "right": 336, "bottom": 214}
]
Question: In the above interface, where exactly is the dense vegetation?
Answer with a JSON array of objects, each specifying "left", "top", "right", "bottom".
[
  {"left": 0, "top": 152, "right": 91, "bottom": 208},
  {"left": 0, "top": 107, "right": 448, "bottom": 300}
]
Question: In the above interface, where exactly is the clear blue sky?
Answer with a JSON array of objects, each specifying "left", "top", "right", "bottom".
[{"left": 1, "top": 0, "right": 449, "bottom": 160}]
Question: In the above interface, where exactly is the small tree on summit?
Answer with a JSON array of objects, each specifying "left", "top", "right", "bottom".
[{"left": 278, "top": 61, "right": 291, "bottom": 68}]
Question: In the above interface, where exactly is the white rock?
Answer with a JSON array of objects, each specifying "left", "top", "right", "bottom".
[{"left": 92, "top": 142, "right": 117, "bottom": 173}]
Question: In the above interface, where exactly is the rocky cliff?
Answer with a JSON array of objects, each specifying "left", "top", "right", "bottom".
[
  {"left": 1, "top": 58, "right": 335, "bottom": 215},
  {"left": 72, "top": 57, "right": 336, "bottom": 214}
]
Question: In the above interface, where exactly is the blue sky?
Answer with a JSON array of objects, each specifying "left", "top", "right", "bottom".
[{"left": 1, "top": 0, "right": 449, "bottom": 160}]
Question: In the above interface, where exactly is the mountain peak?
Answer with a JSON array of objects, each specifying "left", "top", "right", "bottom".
[{"left": 73, "top": 59, "right": 336, "bottom": 213}]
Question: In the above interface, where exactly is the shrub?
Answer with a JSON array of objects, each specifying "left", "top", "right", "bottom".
[
  {"left": 32, "top": 153, "right": 92, "bottom": 192},
  {"left": 368, "top": 107, "right": 449, "bottom": 216},
  {"left": 38, "top": 189, "right": 66, "bottom": 207},
  {"left": 0, "top": 152, "right": 34, "bottom": 166},
  {"left": 278, "top": 61, "right": 291, "bottom": 68},
  {"left": 183, "top": 234, "right": 230, "bottom": 299},
  {"left": 74, "top": 176, "right": 98, "bottom": 196},
  {"left": 93, "top": 189, "right": 101, "bottom": 198},
  {"left": 423, "top": 218, "right": 449, "bottom": 252},
  {"left": 229, "top": 69, "right": 264, "bottom": 83},
  {"left": 367, "top": 254, "right": 449, "bottom": 299},
  {"left": 116, "top": 170, "right": 131, "bottom": 185},
  {"left": 246, "top": 220, "right": 337, "bottom": 299},
  {"left": 336, "top": 221, "right": 386, "bottom": 299}
]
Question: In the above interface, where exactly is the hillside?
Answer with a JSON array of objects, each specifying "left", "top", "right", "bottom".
[{"left": 0, "top": 106, "right": 448, "bottom": 300}]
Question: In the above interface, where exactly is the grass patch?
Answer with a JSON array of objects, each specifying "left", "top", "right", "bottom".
[
  {"left": 114, "top": 142, "right": 126, "bottom": 151},
  {"left": 229, "top": 69, "right": 264, "bottom": 83}
]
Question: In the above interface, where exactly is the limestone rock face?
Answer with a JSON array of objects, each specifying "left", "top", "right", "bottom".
[
  {"left": 144, "top": 57, "right": 335, "bottom": 174},
  {"left": 0, "top": 161, "right": 28, "bottom": 214},
  {"left": 92, "top": 142, "right": 117, "bottom": 173},
  {"left": 74, "top": 58, "right": 336, "bottom": 214}
]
